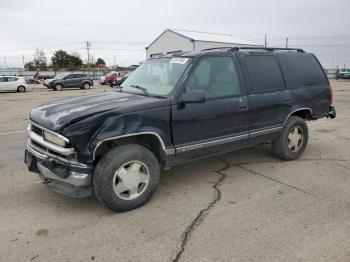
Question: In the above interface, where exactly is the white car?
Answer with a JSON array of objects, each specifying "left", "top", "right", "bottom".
[
  {"left": 99, "top": 76, "right": 106, "bottom": 85},
  {"left": 0, "top": 76, "right": 28, "bottom": 92}
]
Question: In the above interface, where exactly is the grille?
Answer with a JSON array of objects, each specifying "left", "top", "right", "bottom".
[{"left": 31, "top": 124, "right": 43, "bottom": 136}]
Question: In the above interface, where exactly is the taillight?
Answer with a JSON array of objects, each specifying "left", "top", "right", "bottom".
[{"left": 328, "top": 85, "right": 333, "bottom": 104}]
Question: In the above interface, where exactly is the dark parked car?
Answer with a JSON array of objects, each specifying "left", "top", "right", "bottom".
[
  {"left": 110, "top": 71, "right": 132, "bottom": 87},
  {"left": 43, "top": 73, "right": 93, "bottom": 91},
  {"left": 25, "top": 47, "right": 336, "bottom": 211}
]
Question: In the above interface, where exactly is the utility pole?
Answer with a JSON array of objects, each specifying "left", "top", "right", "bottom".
[
  {"left": 113, "top": 54, "right": 116, "bottom": 67},
  {"left": 3, "top": 57, "right": 7, "bottom": 69},
  {"left": 264, "top": 34, "right": 267, "bottom": 48},
  {"left": 85, "top": 41, "right": 91, "bottom": 64},
  {"left": 22, "top": 55, "right": 25, "bottom": 68},
  {"left": 285, "top": 37, "right": 289, "bottom": 48}
]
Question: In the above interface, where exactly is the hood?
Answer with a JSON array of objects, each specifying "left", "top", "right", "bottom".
[{"left": 30, "top": 91, "right": 170, "bottom": 131}]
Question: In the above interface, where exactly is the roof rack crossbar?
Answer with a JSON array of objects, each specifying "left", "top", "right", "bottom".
[
  {"left": 201, "top": 47, "right": 238, "bottom": 51},
  {"left": 201, "top": 46, "right": 305, "bottom": 53},
  {"left": 231, "top": 47, "right": 305, "bottom": 53}
]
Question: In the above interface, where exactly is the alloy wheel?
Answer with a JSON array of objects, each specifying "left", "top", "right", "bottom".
[
  {"left": 112, "top": 161, "right": 150, "bottom": 200},
  {"left": 287, "top": 126, "right": 304, "bottom": 152}
]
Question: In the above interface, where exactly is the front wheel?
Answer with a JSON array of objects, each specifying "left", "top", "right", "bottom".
[
  {"left": 271, "top": 116, "right": 308, "bottom": 160},
  {"left": 54, "top": 84, "right": 63, "bottom": 91},
  {"left": 93, "top": 144, "right": 160, "bottom": 212},
  {"left": 82, "top": 82, "right": 91, "bottom": 89}
]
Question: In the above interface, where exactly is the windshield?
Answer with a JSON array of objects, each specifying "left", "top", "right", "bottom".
[{"left": 121, "top": 57, "right": 191, "bottom": 96}]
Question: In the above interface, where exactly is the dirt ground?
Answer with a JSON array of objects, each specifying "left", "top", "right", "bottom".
[{"left": 0, "top": 80, "right": 349, "bottom": 262}]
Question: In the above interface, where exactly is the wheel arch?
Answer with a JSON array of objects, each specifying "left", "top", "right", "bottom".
[
  {"left": 284, "top": 108, "right": 314, "bottom": 126},
  {"left": 93, "top": 132, "right": 174, "bottom": 166}
]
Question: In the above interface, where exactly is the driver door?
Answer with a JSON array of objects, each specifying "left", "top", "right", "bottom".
[
  {"left": 63, "top": 74, "right": 76, "bottom": 87},
  {"left": 172, "top": 55, "right": 250, "bottom": 159}
]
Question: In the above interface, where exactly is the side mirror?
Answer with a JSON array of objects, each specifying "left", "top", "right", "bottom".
[{"left": 179, "top": 90, "right": 206, "bottom": 104}]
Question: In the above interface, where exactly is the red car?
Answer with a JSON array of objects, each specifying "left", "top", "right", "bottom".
[{"left": 100, "top": 72, "right": 120, "bottom": 85}]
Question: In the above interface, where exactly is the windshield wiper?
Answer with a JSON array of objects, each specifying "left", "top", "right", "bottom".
[
  {"left": 129, "top": 85, "right": 150, "bottom": 96},
  {"left": 121, "top": 85, "right": 166, "bottom": 98}
]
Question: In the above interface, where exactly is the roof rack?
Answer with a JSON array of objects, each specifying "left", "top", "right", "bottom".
[
  {"left": 201, "top": 46, "right": 305, "bottom": 53},
  {"left": 231, "top": 47, "right": 305, "bottom": 53},
  {"left": 201, "top": 47, "right": 238, "bottom": 51}
]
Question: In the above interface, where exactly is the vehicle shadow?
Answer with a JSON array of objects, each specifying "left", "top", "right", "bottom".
[{"left": 32, "top": 145, "right": 277, "bottom": 214}]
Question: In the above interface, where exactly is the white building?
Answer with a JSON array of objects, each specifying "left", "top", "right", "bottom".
[{"left": 146, "top": 29, "right": 260, "bottom": 59}]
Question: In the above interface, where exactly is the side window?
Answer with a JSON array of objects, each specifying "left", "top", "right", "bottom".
[
  {"left": 65, "top": 74, "right": 74, "bottom": 79},
  {"left": 8, "top": 77, "right": 17, "bottom": 82},
  {"left": 187, "top": 56, "right": 241, "bottom": 98},
  {"left": 243, "top": 55, "right": 285, "bottom": 93},
  {"left": 278, "top": 53, "right": 328, "bottom": 88}
]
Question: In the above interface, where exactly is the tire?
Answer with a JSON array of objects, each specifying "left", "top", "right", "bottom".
[
  {"left": 17, "top": 86, "right": 26, "bottom": 92},
  {"left": 93, "top": 144, "right": 160, "bottom": 212},
  {"left": 82, "top": 82, "right": 91, "bottom": 90},
  {"left": 271, "top": 116, "right": 308, "bottom": 160},
  {"left": 54, "top": 83, "right": 63, "bottom": 91}
]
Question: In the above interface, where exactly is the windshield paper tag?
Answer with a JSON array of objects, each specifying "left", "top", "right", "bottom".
[{"left": 170, "top": 58, "right": 189, "bottom": 64}]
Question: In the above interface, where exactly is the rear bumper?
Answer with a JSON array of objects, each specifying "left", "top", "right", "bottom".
[{"left": 328, "top": 105, "right": 336, "bottom": 119}]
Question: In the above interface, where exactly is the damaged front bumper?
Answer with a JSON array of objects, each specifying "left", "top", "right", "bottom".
[{"left": 25, "top": 123, "right": 93, "bottom": 198}]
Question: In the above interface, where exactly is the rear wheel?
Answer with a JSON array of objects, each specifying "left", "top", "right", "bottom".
[
  {"left": 271, "top": 116, "right": 308, "bottom": 160},
  {"left": 17, "top": 86, "right": 26, "bottom": 92},
  {"left": 54, "top": 84, "right": 63, "bottom": 91},
  {"left": 93, "top": 144, "right": 160, "bottom": 212}
]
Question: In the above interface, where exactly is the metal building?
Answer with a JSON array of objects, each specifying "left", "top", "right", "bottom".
[{"left": 146, "top": 29, "right": 260, "bottom": 59}]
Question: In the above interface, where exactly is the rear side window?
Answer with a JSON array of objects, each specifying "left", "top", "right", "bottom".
[
  {"left": 278, "top": 53, "right": 328, "bottom": 88},
  {"left": 242, "top": 55, "right": 285, "bottom": 93}
]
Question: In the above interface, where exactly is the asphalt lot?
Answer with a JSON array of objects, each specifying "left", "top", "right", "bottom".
[{"left": 0, "top": 80, "right": 349, "bottom": 262}]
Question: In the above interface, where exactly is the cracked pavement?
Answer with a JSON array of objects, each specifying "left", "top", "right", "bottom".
[{"left": 0, "top": 80, "right": 350, "bottom": 262}]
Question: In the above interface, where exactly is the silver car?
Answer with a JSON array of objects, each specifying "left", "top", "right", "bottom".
[{"left": 0, "top": 76, "right": 28, "bottom": 92}]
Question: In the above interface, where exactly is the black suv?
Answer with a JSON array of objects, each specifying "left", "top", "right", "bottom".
[
  {"left": 25, "top": 47, "right": 336, "bottom": 211},
  {"left": 44, "top": 73, "right": 94, "bottom": 91}
]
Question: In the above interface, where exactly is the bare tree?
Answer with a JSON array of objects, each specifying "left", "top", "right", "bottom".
[
  {"left": 33, "top": 48, "right": 47, "bottom": 68},
  {"left": 71, "top": 52, "right": 81, "bottom": 58}
]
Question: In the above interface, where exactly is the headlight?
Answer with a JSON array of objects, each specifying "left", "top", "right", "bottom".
[{"left": 43, "top": 130, "right": 67, "bottom": 147}]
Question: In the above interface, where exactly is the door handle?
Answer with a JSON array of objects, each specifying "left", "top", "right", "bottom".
[{"left": 239, "top": 105, "right": 248, "bottom": 110}]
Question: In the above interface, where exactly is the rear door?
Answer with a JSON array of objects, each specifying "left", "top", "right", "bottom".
[
  {"left": 239, "top": 54, "right": 291, "bottom": 143},
  {"left": 73, "top": 74, "right": 84, "bottom": 87}
]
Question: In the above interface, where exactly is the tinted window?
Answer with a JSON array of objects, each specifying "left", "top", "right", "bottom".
[
  {"left": 0, "top": 77, "right": 8, "bottom": 82},
  {"left": 187, "top": 56, "right": 241, "bottom": 98},
  {"left": 8, "top": 77, "right": 17, "bottom": 81},
  {"left": 64, "top": 74, "right": 74, "bottom": 79},
  {"left": 243, "top": 55, "right": 285, "bottom": 93},
  {"left": 278, "top": 53, "right": 328, "bottom": 88}
]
